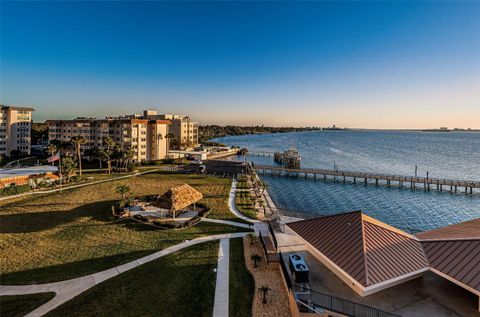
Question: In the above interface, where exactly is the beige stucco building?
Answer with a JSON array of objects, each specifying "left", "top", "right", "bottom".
[
  {"left": 143, "top": 111, "right": 198, "bottom": 149},
  {"left": 0, "top": 105, "right": 34, "bottom": 157},
  {"left": 47, "top": 116, "right": 170, "bottom": 163}
]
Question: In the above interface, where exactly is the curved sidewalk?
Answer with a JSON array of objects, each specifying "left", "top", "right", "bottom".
[
  {"left": 228, "top": 179, "right": 270, "bottom": 235},
  {"left": 0, "top": 232, "right": 249, "bottom": 317},
  {"left": 201, "top": 217, "right": 253, "bottom": 229}
]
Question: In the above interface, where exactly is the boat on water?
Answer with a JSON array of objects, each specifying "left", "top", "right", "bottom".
[{"left": 274, "top": 149, "right": 301, "bottom": 169}]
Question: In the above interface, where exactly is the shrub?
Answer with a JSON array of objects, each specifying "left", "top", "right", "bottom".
[
  {"left": 114, "top": 200, "right": 127, "bottom": 212},
  {"left": 196, "top": 203, "right": 211, "bottom": 217},
  {"left": 184, "top": 216, "right": 201, "bottom": 227},
  {"left": 0, "top": 184, "right": 31, "bottom": 197},
  {"left": 161, "top": 221, "right": 181, "bottom": 229},
  {"left": 133, "top": 214, "right": 148, "bottom": 222}
]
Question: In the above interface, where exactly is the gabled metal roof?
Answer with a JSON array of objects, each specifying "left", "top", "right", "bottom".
[
  {"left": 287, "top": 211, "right": 428, "bottom": 288},
  {"left": 416, "top": 218, "right": 480, "bottom": 241},
  {"left": 417, "top": 218, "right": 480, "bottom": 293}
]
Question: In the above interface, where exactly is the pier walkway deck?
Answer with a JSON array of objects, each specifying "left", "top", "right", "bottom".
[{"left": 253, "top": 164, "right": 480, "bottom": 194}]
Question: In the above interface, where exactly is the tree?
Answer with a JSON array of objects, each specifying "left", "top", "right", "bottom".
[
  {"left": 10, "top": 149, "right": 22, "bottom": 159},
  {"left": 60, "top": 156, "right": 77, "bottom": 182},
  {"left": 251, "top": 254, "right": 262, "bottom": 268},
  {"left": 258, "top": 285, "right": 272, "bottom": 304},
  {"left": 86, "top": 146, "right": 102, "bottom": 171},
  {"left": 70, "top": 136, "right": 86, "bottom": 176},
  {"left": 102, "top": 137, "right": 116, "bottom": 174},
  {"left": 122, "top": 146, "right": 135, "bottom": 170},
  {"left": 165, "top": 133, "right": 175, "bottom": 157},
  {"left": 116, "top": 184, "right": 130, "bottom": 200},
  {"left": 47, "top": 143, "right": 58, "bottom": 166}
]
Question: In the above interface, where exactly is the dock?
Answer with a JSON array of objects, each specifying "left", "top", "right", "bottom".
[
  {"left": 248, "top": 151, "right": 275, "bottom": 157},
  {"left": 252, "top": 164, "right": 480, "bottom": 194}
]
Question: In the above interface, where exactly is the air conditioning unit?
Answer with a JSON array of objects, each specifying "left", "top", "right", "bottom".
[{"left": 289, "top": 254, "right": 309, "bottom": 284}]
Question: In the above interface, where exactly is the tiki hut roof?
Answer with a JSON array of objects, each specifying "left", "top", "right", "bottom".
[{"left": 153, "top": 184, "right": 203, "bottom": 211}]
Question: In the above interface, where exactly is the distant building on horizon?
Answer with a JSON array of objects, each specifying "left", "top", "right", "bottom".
[
  {"left": 143, "top": 110, "right": 199, "bottom": 149},
  {"left": 0, "top": 105, "right": 35, "bottom": 157}
]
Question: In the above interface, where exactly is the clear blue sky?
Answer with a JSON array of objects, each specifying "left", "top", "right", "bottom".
[{"left": 1, "top": 1, "right": 479, "bottom": 128}]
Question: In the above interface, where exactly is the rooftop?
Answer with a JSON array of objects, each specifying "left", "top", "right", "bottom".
[
  {"left": 286, "top": 211, "right": 480, "bottom": 304},
  {"left": 282, "top": 250, "right": 480, "bottom": 317},
  {"left": 287, "top": 211, "right": 428, "bottom": 290}
]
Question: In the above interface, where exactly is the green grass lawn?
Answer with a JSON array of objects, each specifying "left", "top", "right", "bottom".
[
  {"left": 45, "top": 242, "right": 219, "bottom": 317},
  {"left": 0, "top": 293, "right": 55, "bottom": 317},
  {"left": 0, "top": 171, "right": 250, "bottom": 285},
  {"left": 229, "top": 238, "right": 254, "bottom": 317},
  {"left": 235, "top": 180, "right": 257, "bottom": 220}
]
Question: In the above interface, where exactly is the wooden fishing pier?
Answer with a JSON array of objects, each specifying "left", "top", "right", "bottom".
[
  {"left": 253, "top": 164, "right": 480, "bottom": 194},
  {"left": 248, "top": 151, "right": 275, "bottom": 157}
]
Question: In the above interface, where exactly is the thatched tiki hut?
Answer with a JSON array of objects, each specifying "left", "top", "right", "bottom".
[{"left": 153, "top": 184, "right": 203, "bottom": 220}]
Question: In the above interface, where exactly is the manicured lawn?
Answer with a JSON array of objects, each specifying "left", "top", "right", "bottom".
[
  {"left": 46, "top": 242, "right": 219, "bottom": 317},
  {"left": 235, "top": 180, "right": 257, "bottom": 220},
  {"left": 229, "top": 238, "right": 255, "bottom": 317},
  {"left": 0, "top": 171, "right": 249, "bottom": 285},
  {"left": 0, "top": 293, "right": 55, "bottom": 317}
]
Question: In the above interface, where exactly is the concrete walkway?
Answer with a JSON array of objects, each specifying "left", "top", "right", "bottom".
[
  {"left": 213, "top": 238, "right": 230, "bottom": 317},
  {"left": 229, "top": 179, "right": 269, "bottom": 235},
  {"left": 0, "top": 232, "right": 248, "bottom": 317},
  {"left": 201, "top": 217, "right": 252, "bottom": 229},
  {"left": 0, "top": 166, "right": 174, "bottom": 202}
]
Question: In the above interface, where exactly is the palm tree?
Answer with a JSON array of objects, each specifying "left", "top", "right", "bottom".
[
  {"left": 102, "top": 137, "right": 116, "bottom": 174},
  {"left": 116, "top": 184, "right": 130, "bottom": 200},
  {"left": 165, "top": 133, "right": 175, "bottom": 158},
  {"left": 89, "top": 146, "right": 103, "bottom": 171},
  {"left": 47, "top": 143, "right": 58, "bottom": 166},
  {"left": 60, "top": 156, "right": 77, "bottom": 182},
  {"left": 70, "top": 136, "right": 86, "bottom": 176},
  {"left": 258, "top": 285, "right": 272, "bottom": 304},
  {"left": 251, "top": 254, "right": 262, "bottom": 268},
  {"left": 125, "top": 146, "right": 135, "bottom": 169}
]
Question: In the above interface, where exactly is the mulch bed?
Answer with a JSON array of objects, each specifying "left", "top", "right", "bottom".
[{"left": 243, "top": 237, "right": 292, "bottom": 317}]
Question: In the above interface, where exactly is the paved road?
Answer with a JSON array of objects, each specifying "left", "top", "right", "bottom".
[{"left": 0, "top": 232, "right": 249, "bottom": 317}]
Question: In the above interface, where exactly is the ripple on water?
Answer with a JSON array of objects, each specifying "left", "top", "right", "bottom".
[{"left": 262, "top": 175, "right": 480, "bottom": 233}]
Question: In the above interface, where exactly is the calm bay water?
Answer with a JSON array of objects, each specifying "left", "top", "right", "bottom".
[{"left": 213, "top": 131, "right": 480, "bottom": 233}]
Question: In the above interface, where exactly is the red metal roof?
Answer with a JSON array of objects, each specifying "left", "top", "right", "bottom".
[
  {"left": 416, "top": 218, "right": 480, "bottom": 293},
  {"left": 287, "top": 211, "right": 428, "bottom": 287},
  {"left": 416, "top": 218, "right": 480, "bottom": 241}
]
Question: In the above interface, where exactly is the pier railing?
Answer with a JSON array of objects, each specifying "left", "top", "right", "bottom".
[{"left": 253, "top": 164, "right": 479, "bottom": 193}]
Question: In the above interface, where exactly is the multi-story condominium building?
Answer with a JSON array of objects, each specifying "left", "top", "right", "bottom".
[
  {"left": 143, "top": 111, "right": 199, "bottom": 148},
  {"left": 0, "top": 105, "right": 34, "bottom": 157},
  {"left": 47, "top": 116, "right": 170, "bottom": 162}
]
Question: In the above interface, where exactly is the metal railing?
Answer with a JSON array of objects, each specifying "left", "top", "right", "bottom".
[
  {"left": 267, "top": 221, "right": 278, "bottom": 250},
  {"left": 278, "top": 252, "right": 400, "bottom": 317},
  {"left": 254, "top": 164, "right": 480, "bottom": 188}
]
